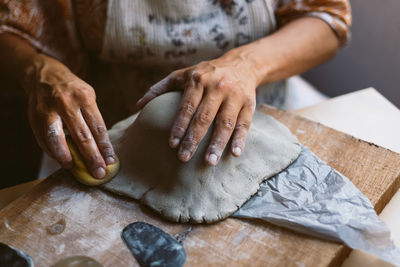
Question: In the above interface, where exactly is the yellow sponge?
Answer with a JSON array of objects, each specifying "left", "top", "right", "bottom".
[{"left": 66, "top": 137, "right": 120, "bottom": 186}]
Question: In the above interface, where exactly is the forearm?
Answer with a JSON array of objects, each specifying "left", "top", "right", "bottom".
[
  {"left": 0, "top": 33, "right": 40, "bottom": 87},
  {"left": 227, "top": 17, "right": 340, "bottom": 86},
  {"left": 0, "top": 33, "right": 115, "bottom": 178}
]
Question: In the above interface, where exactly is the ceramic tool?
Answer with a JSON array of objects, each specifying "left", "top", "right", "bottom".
[
  {"left": 0, "top": 242, "right": 33, "bottom": 267},
  {"left": 121, "top": 222, "right": 186, "bottom": 267}
]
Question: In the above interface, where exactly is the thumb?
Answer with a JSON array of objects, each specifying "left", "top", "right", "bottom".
[{"left": 136, "top": 72, "right": 179, "bottom": 109}]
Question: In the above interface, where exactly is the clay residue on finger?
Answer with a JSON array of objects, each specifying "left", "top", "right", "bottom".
[{"left": 47, "top": 115, "right": 67, "bottom": 156}]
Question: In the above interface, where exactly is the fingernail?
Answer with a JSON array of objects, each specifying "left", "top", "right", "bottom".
[
  {"left": 208, "top": 153, "right": 218, "bottom": 165},
  {"left": 170, "top": 138, "right": 180, "bottom": 148},
  {"left": 180, "top": 150, "right": 191, "bottom": 161},
  {"left": 93, "top": 167, "right": 106, "bottom": 179},
  {"left": 105, "top": 156, "right": 115, "bottom": 165},
  {"left": 233, "top": 147, "right": 242, "bottom": 156}
]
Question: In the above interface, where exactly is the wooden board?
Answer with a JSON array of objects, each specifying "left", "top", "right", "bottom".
[{"left": 1, "top": 105, "right": 400, "bottom": 267}]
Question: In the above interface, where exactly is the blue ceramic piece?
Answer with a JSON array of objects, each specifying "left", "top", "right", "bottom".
[
  {"left": 121, "top": 222, "right": 186, "bottom": 267},
  {"left": 0, "top": 242, "right": 33, "bottom": 267}
]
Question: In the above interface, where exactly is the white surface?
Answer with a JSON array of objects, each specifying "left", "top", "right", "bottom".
[
  {"left": 286, "top": 76, "right": 328, "bottom": 110},
  {"left": 293, "top": 88, "right": 400, "bottom": 267},
  {"left": 295, "top": 88, "right": 400, "bottom": 153}
]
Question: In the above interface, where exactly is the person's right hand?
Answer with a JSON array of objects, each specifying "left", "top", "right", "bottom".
[{"left": 24, "top": 54, "right": 115, "bottom": 179}]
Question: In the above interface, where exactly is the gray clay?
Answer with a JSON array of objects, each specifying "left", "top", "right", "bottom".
[{"left": 104, "top": 92, "right": 301, "bottom": 223}]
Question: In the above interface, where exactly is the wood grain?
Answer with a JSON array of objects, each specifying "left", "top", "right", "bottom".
[{"left": 1, "top": 105, "right": 400, "bottom": 267}]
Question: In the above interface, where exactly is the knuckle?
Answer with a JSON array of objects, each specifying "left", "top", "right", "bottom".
[
  {"left": 54, "top": 93, "right": 70, "bottom": 107},
  {"left": 147, "top": 85, "right": 157, "bottom": 94},
  {"left": 102, "top": 148, "right": 114, "bottom": 158},
  {"left": 194, "top": 111, "right": 212, "bottom": 126},
  {"left": 244, "top": 96, "right": 256, "bottom": 109},
  {"left": 217, "top": 117, "right": 235, "bottom": 131},
  {"left": 180, "top": 101, "right": 196, "bottom": 116},
  {"left": 210, "top": 138, "right": 224, "bottom": 150},
  {"left": 94, "top": 124, "right": 107, "bottom": 136},
  {"left": 171, "top": 125, "right": 186, "bottom": 137},
  {"left": 149, "top": 78, "right": 165, "bottom": 92},
  {"left": 80, "top": 83, "right": 95, "bottom": 95},
  {"left": 235, "top": 120, "right": 251, "bottom": 131},
  {"left": 48, "top": 142, "right": 71, "bottom": 166},
  {"left": 181, "top": 134, "right": 199, "bottom": 150},
  {"left": 79, "top": 89, "right": 96, "bottom": 105},
  {"left": 62, "top": 108, "right": 76, "bottom": 120},
  {"left": 190, "top": 71, "right": 200, "bottom": 82},
  {"left": 75, "top": 127, "right": 92, "bottom": 144},
  {"left": 170, "top": 70, "right": 180, "bottom": 80},
  {"left": 181, "top": 140, "right": 197, "bottom": 152},
  {"left": 171, "top": 71, "right": 184, "bottom": 84},
  {"left": 71, "top": 81, "right": 94, "bottom": 97},
  {"left": 216, "top": 79, "right": 228, "bottom": 91},
  {"left": 46, "top": 128, "right": 60, "bottom": 140},
  {"left": 46, "top": 121, "right": 63, "bottom": 142},
  {"left": 191, "top": 71, "right": 205, "bottom": 83},
  {"left": 87, "top": 153, "right": 103, "bottom": 167},
  {"left": 229, "top": 88, "right": 241, "bottom": 99},
  {"left": 98, "top": 142, "right": 114, "bottom": 156},
  {"left": 51, "top": 95, "right": 75, "bottom": 116}
]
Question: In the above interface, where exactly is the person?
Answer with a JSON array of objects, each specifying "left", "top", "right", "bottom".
[{"left": 0, "top": 0, "right": 351, "bottom": 180}]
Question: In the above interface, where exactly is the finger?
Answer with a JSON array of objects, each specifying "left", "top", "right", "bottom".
[
  {"left": 231, "top": 100, "right": 255, "bottom": 157},
  {"left": 63, "top": 109, "right": 106, "bottom": 179},
  {"left": 81, "top": 103, "right": 115, "bottom": 165},
  {"left": 205, "top": 100, "right": 240, "bottom": 165},
  {"left": 178, "top": 92, "right": 222, "bottom": 162},
  {"left": 169, "top": 78, "right": 203, "bottom": 148},
  {"left": 136, "top": 72, "right": 181, "bottom": 109},
  {"left": 44, "top": 114, "right": 73, "bottom": 169}
]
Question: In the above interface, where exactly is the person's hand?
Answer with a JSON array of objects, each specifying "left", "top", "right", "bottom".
[
  {"left": 24, "top": 54, "right": 115, "bottom": 178},
  {"left": 136, "top": 52, "right": 259, "bottom": 166}
]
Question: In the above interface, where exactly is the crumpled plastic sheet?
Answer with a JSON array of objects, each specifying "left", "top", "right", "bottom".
[{"left": 233, "top": 146, "right": 400, "bottom": 266}]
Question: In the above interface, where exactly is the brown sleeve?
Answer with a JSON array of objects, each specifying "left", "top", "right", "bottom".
[
  {"left": 0, "top": 0, "right": 88, "bottom": 75},
  {"left": 275, "top": 0, "right": 352, "bottom": 47}
]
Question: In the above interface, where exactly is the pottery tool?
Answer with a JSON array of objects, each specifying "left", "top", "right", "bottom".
[
  {"left": 121, "top": 222, "right": 186, "bottom": 267},
  {"left": 0, "top": 242, "right": 33, "bottom": 267}
]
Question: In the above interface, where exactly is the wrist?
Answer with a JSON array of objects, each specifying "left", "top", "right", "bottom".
[
  {"left": 224, "top": 44, "right": 270, "bottom": 87},
  {"left": 20, "top": 53, "right": 43, "bottom": 93},
  {"left": 223, "top": 47, "right": 262, "bottom": 88},
  {"left": 22, "top": 53, "right": 73, "bottom": 94}
]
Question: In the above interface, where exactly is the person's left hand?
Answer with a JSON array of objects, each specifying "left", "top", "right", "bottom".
[{"left": 136, "top": 52, "right": 259, "bottom": 166}]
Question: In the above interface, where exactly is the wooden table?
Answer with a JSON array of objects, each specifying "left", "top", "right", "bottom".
[
  {"left": 293, "top": 88, "right": 400, "bottom": 267},
  {"left": 1, "top": 104, "right": 400, "bottom": 266}
]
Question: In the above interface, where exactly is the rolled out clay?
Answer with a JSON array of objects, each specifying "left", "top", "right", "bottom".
[{"left": 103, "top": 92, "right": 301, "bottom": 223}]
